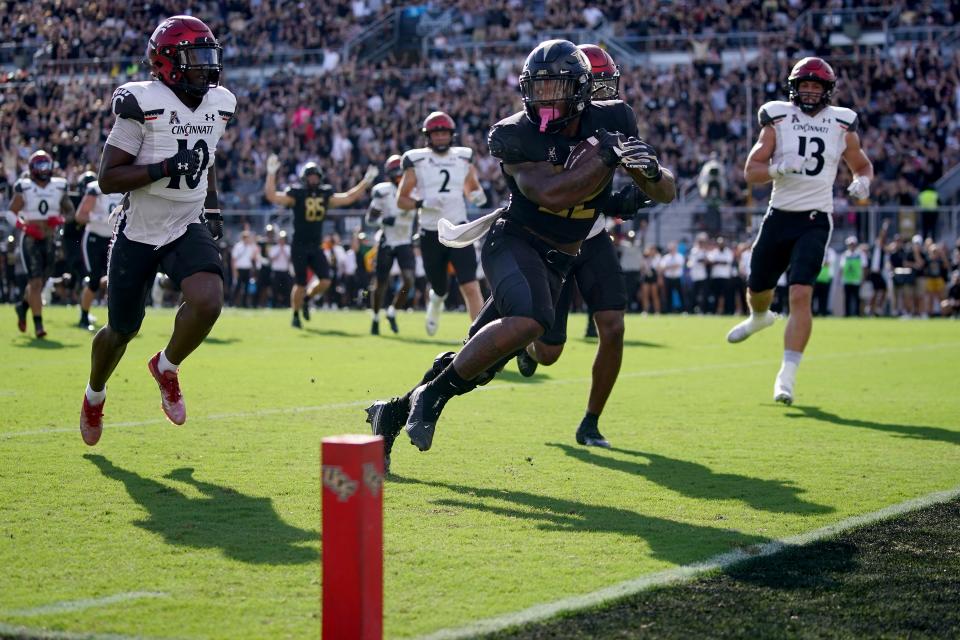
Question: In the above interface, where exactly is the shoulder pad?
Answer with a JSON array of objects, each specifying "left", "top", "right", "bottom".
[
  {"left": 14, "top": 179, "right": 28, "bottom": 193},
  {"left": 452, "top": 147, "right": 474, "bottom": 162},
  {"left": 111, "top": 84, "right": 147, "bottom": 123},
  {"left": 86, "top": 181, "right": 103, "bottom": 196},
  {"left": 487, "top": 122, "right": 528, "bottom": 164},
  {"left": 758, "top": 101, "right": 791, "bottom": 127},
  {"left": 372, "top": 183, "right": 392, "bottom": 198},
  {"left": 831, "top": 106, "right": 859, "bottom": 133},
  {"left": 401, "top": 149, "right": 429, "bottom": 169}
]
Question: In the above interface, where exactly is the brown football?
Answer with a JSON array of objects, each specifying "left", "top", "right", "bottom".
[{"left": 563, "top": 136, "right": 601, "bottom": 169}]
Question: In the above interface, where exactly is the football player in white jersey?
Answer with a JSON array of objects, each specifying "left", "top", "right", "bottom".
[
  {"left": 4, "top": 149, "right": 74, "bottom": 338},
  {"left": 726, "top": 57, "right": 874, "bottom": 405},
  {"left": 367, "top": 154, "right": 416, "bottom": 335},
  {"left": 79, "top": 15, "right": 237, "bottom": 446},
  {"left": 75, "top": 171, "right": 123, "bottom": 331},
  {"left": 396, "top": 112, "right": 487, "bottom": 335}
]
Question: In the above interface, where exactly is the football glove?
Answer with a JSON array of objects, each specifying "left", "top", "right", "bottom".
[
  {"left": 847, "top": 175, "right": 871, "bottom": 200},
  {"left": 607, "top": 183, "right": 655, "bottom": 220},
  {"left": 363, "top": 165, "right": 379, "bottom": 184},
  {"left": 204, "top": 209, "right": 223, "bottom": 240},
  {"left": 620, "top": 137, "right": 662, "bottom": 181},
  {"left": 148, "top": 148, "right": 201, "bottom": 181},
  {"left": 266, "top": 153, "right": 281, "bottom": 176},
  {"left": 768, "top": 156, "right": 805, "bottom": 178},
  {"left": 594, "top": 128, "right": 628, "bottom": 168}
]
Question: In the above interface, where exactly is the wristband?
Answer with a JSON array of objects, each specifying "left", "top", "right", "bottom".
[{"left": 147, "top": 161, "right": 166, "bottom": 182}]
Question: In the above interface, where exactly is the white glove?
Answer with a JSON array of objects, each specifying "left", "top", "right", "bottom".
[
  {"left": 468, "top": 189, "right": 487, "bottom": 207},
  {"left": 266, "top": 154, "right": 281, "bottom": 176},
  {"left": 847, "top": 175, "right": 871, "bottom": 200},
  {"left": 363, "top": 165, "right": 379, "bottom": 184},
  {"left": 768, "top": 156, "right": 805, "bottom": 178}
]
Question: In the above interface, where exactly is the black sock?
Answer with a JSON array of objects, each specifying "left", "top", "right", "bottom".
[
  {"left": 33, "top": 315, "right": 43, "bottom": 328},
  {"left": 428, "top": 362, "right": 475, "bottom": 398},
  {"left": 582, "top": 411, "right": 599, "bottom": 428},
  {"left": 293, "top": 310, "right": 300, "bottom": 319},
  {"left": 80, "top": 309, "right": 89, "bottom": 322}
]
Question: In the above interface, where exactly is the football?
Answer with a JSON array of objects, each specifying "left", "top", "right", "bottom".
[{"left": 564, "top": 136, "right": 601, "bottom": 169}]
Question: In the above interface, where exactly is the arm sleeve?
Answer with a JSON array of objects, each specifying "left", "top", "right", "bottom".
[
  {"left": 758, "top": 106, "right": 774, "bottom": 127},
  {"left": 487, "top": 125, "right": 527, "bottom": 164},
  {"left": 105, "top": 116, "right": 144, "bottom": 157}
]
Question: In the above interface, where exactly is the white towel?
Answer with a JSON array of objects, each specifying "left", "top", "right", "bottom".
[{"left": 437, "top": 208, "right": 503, "bottom": 248}]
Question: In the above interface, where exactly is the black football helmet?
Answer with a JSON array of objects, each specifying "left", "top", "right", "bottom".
[
  {"left": 300, "top": 162, "right": 323, "bottom": 188},
  {"left": 519, "top": 40, "right": 593, "bottom": 133}
]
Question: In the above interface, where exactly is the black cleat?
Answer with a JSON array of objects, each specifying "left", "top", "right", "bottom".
[
  {"left": 405, "top": 384, "right": 448, "bottom": 451},
  {"left": 78, "top": 318, "right": 95, "bottom": 332},
  {"left": 576, "top": 420, "right": 611, "bottom": 448},
  {"left": 371, "top": 319, "right": 380, "bottom": 335},
  {"left": 365, "top": 397, "right": 408, "bottom": 474},
  {"left": 386, "top": 314, "right": 399, "bottom": 334},
  {"left": 291, "top": 314, "right": 302, "bottom": 329},
  {"left": 516, "top": 349, "right": 538, "bottom": 378},
  {"left": 302, "top": 300, "right": 311, "bottom": 322},
  {"left": 15, "top": 302, "right": 27, "bottom": 333}
]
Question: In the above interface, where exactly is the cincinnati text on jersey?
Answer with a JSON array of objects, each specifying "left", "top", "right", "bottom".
[{"left": 170, "top": 124, "right": 215, "bottom": 136}]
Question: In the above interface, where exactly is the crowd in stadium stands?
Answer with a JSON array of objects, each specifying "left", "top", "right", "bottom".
[{"left": 2, "top": 1, "right": 960, "bottom": 318}]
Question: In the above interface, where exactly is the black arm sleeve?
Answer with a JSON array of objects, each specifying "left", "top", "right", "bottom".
[
  {"left": 487, "top": 124, "right": 528, "bottom": 164},
  {"left": 111, "top": 87, "right": 145, "bottom": 123}
]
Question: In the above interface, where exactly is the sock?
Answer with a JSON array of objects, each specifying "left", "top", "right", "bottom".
[
  {"left": 85, "top": 383, "right": 106, "bottom": 405},
  {"left": 293, "top": 309, "right": 300, "bottom": 319},
  {"left": 80, "top": 309, "right": 89, "bottom": 322},
  {"left": 386, "top": 305, "right": 396, "bottom": 318},
  {"left": 581, "top": 411, "right": 599, "bottom": 428},
  {"left": 371, "top": 309, "right": 381, "bottom": 320},
  {"left": 783, "top": 350, "right": 803, "bottom": 367},
  {"left": 158, "top": 350, "right": 179, "bottom": 374},
  {"left": 33, "top": 315, "right": 43, "bottom": 328},
  {"left": 427, "top": 362, "right": 476, "bottom": 398}
]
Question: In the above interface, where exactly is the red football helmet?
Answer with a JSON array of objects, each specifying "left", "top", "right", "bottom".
[
  {"left": 422, "top": 112, "right": 456, "bottom": 152},
  {"left": 578, "top": 44, "right": 620, "bottom": 100},
  {"left": 787, "top": 57, "right": 836, "bottom": 113},
  {"left": 385, "top": 154, "right": 403, "bottom": 181},
  {"left": 146, "top": 15, "right": 222, "bottom": 98},
  {"left": 28, "top": 150, "right": 53, "bottom": 183}
]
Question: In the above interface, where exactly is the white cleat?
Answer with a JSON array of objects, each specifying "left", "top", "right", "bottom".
[
  {"left": 774, "top": 367, "right": 796, "bottom": 406},
  {"left": 726, "top": 311, "right": 776, "bottom": 344},
  {"left": 425, "top": 289, "right": 445, "bottom": 337}
]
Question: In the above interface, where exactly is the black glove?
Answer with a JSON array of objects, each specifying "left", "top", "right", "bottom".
[
  {"left": 381, "top": 216, "right": 396, "bottom": 227},
  {"left": 620, "top": 137, "right": 662, "bottom": 181},
  {"left": 148, "top": 148, "right": 202, "bottom": 181},
  {"left": 607, "top": 183, "right": 655, "bottom": 220},
  {"left": 594, "top": 128, "right": 627, "bottom": 168},
  {"left": 204, "top": 208, "right": 223, "bottom": 240}
]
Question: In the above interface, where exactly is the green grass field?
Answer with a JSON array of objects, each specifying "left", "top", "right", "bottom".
[{"left": 1, "top": 305, "right": 959, "bottom": 639}]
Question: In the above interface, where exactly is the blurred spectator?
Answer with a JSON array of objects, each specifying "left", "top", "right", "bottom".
[{"left": 840, "top": 236, "right": 866, "bottom": 317}]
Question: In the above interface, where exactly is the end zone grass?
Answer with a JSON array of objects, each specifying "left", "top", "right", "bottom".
[{"left": 1, "top": 306, "right": 959, "bottom": 638}]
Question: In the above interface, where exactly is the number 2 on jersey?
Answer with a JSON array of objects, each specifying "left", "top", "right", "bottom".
[
  {"left": 438, "top": 169, "right": 451, "bottom": 193},
  {"left": 167, "top": 139, "right": 210, "bottom": 190},
  {"left": 797, "top": 136, "right": 825, "bottom": 176}
]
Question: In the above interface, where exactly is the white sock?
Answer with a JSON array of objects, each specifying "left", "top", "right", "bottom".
[
  {"left": 86, "top": 383, "right": 106, "bottom": 405},
  {"left": 371, "top": 309, "right": 381, "bottom": 320},
  {"left": 158, "top": 350, "right": 179, "bottom": 374},
  {"left": 783, "top": 350, "right": 803, "bottom": 367},
  {"left": 386, "top": 305, "right": 396, "bottom": 318}
]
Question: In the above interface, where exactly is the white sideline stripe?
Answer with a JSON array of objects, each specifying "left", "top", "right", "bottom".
[
  {"left": 4, "top": 341, "right": 959, "bottom": 441},
  {"left": 413, "top": 484, "right": 960, "bottom": 640},
  {"left": 0, "top": 623, "right": 161, "bottom": 640},
  {"left": 1, "top": 591, "right": 167, "bottom": 618}
]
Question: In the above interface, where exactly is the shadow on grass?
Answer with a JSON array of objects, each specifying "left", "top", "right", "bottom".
[
  {"left": 204, "top": 336, "right": 241, "bottom": 345},
  {"left": 389, "top": 474, "right": 768, "bottom": 566},
  {"left": 302, "top": 327, "right": 362, "bottom": 338},
  {"left": 546, "top": 444, "right": 833, "bottom": 515},
  {"left": 787, "top": 405, "right": 960, "bottom": 447},
  {"left": 727, "top": 540, "right": 859, "bottom": 590},
  {"left": 494, "top": 369, "right": 551, "bottom": 384},
  {"left": 12, "top": 337, "right": 77, "bottom": 349},
  {"left": 379, "top": 334, "right": 464, "bottom": 348},
  {"left": 85, "top": 455, "right": 317, "bottom": 565}
]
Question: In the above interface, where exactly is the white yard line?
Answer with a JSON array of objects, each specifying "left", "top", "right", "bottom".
[
  {"left": 413, "top": 484, "right": 960, "bottom": 640},
  {"left": 0, "top": 623, "right": 161, "bottom": 640},
  {"left": 4, "top": 341, "right": 959, "bottom": 440},
  {"left": 1, "top": 591, "right": 168, "bottom": 618}
]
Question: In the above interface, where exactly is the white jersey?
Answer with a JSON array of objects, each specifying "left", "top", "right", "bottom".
[
  {"left": 14, "top": 177, "right": 68, "bottom": 223},
  {"left": 760, "top": 100, "right": 858, "bottom": 213},
  {"left": 82, "top": 180, "right": 124, "bottom": 238},
  {"left": 367, "top": 181, "right": 414, "bottom": 247},
  {"left": 105, "top": 80, "right": 236, "bottom": 246},
  {"left": 401, "top": 146, "right": 473, "bottom": 231}
]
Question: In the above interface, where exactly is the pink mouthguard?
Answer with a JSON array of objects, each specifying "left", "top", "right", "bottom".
[{"left": 538, "top": 107, "right": 559, "bottom": 132}]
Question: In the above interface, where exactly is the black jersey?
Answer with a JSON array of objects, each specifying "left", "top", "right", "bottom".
[
  {"left": 287, "top": 184, "right": 334, "bottom": 244},
  {"left": 487, "top": 100, "right": 638, "bottom": 244}
]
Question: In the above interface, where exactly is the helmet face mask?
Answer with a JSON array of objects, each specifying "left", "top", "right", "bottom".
[
  {"left": 385, "top": 154, "right": 403, "bottom": 181},
  {"left": 147, "top": 16, "right": 223, "bottom": 99},
  {"left": 300, "top": 163, "right": 323, "bottom": 189},
  {"left": 787, "top": 57, "right": 836, "bottom": 113},
  {"left": 29, "top": 151, "right": 53, "bottom": 183},
  {"left": 577, "top": 44, "right": 620, "bottom": 100},
  {"left": 422, "top": 112, "right": 456, "bottom": 153},
  {"left": 520, "top": 40, "right": 592, "bottom": 133}
]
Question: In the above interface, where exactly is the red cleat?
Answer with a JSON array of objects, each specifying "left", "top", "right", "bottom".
[
  {"left": 80, "top": 395, "right": 105, "bottom": 446},
  {"left": 15, "top": 304, "right": 26, "bottom": 333},
  {"left": 35, "top": 327, "right": 47, "bottom": 339},
  {"left": 147, "top": 352, "right": 186, "bottom": 425}
]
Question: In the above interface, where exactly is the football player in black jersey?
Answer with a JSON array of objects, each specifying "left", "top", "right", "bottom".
[
  {"left": 366, "top": 39, "right": 675, "bottom": 471},
  {"left": 515, "top": 44, "right": 654, "bottom": 449},
  {"left": 264, "top": 155, "right": 377, "bottom": 328}
]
